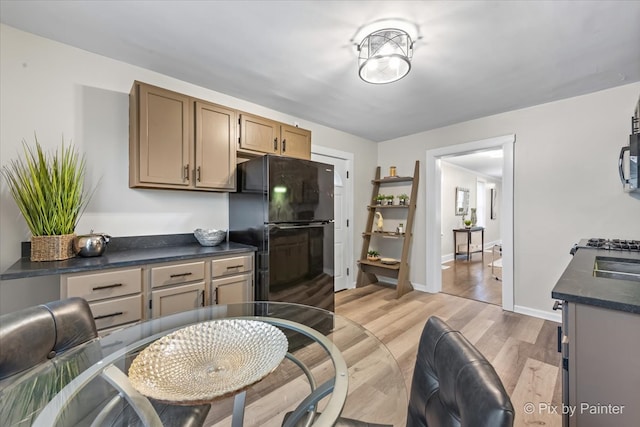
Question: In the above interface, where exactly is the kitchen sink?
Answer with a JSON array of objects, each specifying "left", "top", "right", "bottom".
[{"left": 594, "top": 256, "right": 640, "bottom": 282}]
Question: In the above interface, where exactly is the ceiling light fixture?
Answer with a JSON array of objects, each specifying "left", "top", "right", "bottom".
[{"left": 357, "top": 28, "right": 413, "bottom": 84}]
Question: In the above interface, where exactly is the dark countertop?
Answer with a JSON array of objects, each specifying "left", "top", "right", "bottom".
[
  {"left": 0, "top": 234, "right": 257, "bottom": 281},
  {"left": 552, "top": 247, "right": 640, "bottom": 314}
]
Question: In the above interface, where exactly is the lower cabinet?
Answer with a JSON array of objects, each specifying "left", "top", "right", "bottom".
[
  {"left": 60, "top": 267, "right": 144, "bottom": 335},
  {"left": 149, "top": 260, "right": 206, "bottom": 318},
  {"left": 212, "top": 273, "right": 253, "bottom": 305},
  {"left": 567, "top": 302, "right": 640, "bottom": 426},
  {"left": 151, "top": 281, "right": 205, "bottom": 317},
  {"left": 211, "top": 253, "right": 254, "bottom": 305},
  {"left": 61, "top": 251, "right": 255, "bottom": 332}
]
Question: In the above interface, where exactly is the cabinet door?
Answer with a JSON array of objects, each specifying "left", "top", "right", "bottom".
[
  {"left": 212, "top": 273, "right": 253, "bottom": 304},
  {"left": 195, "top": 101, "right": 237, "bottom": 190},
  {"left": 281, "top": 124, "right": 311, "bottom": 160},
  {"left": 239, "top": 113, "right": 279, "bottom": 154},
  {"left": 133, "top": 82, "right": 191, "bottom": 186},
  {"left": 151, "top": 282, "right": 205, "bottom": 318}
]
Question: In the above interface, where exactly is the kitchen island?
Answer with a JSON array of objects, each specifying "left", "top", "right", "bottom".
[{"left": 552, "top": 243, "right": 640, "bottom": 427}]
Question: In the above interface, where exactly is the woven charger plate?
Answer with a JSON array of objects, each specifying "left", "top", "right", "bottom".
[{"left": 128, "top": 319, "right": 288, "bottom": 404}]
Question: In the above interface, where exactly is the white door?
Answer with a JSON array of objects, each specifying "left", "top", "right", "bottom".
[{"left": 312, "top": 151, "right": 351, "bottom": 292}]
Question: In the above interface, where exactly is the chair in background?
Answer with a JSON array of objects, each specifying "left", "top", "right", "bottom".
[
  {"left": 0, "top": 297, "right": 209, "bottom": 427},
  {"left": 407, "top": 316, "right": 514, "bottom": 427}
]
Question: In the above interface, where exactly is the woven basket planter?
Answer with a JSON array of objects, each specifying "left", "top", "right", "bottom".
[{"left": 30, "top": 234, "right": 76, "bottom": 262}]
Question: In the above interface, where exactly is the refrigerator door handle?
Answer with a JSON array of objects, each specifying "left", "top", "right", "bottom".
[{"left": 274, "top": 223, "right": 330, "bottom": 230}]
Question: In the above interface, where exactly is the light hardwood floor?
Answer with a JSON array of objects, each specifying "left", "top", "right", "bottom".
[
  {"left": 336, "top": 284, "right": 562, "bottom": 427},
  {"left": 441, "top": 251, "right": 502, "bottom": 305},
  {"left": 205, "top": 285, "right": 562, "bottom": 426}
]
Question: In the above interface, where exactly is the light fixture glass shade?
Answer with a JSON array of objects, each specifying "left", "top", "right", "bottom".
[{"left": 358, "top": 29, "right": 413, "bottom": 84}]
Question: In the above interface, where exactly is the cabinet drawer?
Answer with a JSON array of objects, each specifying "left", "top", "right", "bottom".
[
  {"left": 66, "top": 268, "right": 142, "bottom": 302},
  {"left": 212, "top": 255, "right": 253, "bottom": 278},
  {"left": 151, "top": 261, "right": 205, "bottom": 288},
  {"left": 90, "top": 294, "right": 142, "bottom": 331}
]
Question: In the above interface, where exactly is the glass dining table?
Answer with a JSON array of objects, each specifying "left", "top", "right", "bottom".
[{"left": 28, "top": 302, "right": 407, "bottom": 427}]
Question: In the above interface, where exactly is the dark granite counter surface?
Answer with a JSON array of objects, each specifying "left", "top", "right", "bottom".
[
  {"left": 552, "top": 247, "right": 640, "bottom": 314},
  {"left": 0, "top": 234, "right": 256, "bottom": 281}
]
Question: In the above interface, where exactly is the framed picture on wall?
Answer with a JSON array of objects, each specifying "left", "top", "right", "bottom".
[{"left": 490, "top": 188, "right": 497, "bottom": 220}]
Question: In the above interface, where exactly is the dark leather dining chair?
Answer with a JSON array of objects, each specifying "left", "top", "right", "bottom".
[
  {"left": 0, "top": 297, "right": 209, "bottom": 427},
  {"left": 407, "top": 316, "right": 515, "bottom": 427},
  {"left": 283, "top": 316, "right": 513, "bottom": 427}
]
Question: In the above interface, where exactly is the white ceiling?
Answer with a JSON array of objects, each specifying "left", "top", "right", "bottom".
[
  {"left": 2, "top": 1, "right": 639, "bottom": 142},
  {"left": 442, "top": 149, "right": 504, "bottom": 179}
]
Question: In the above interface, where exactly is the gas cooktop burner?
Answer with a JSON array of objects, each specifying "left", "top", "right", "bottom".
[{"left": 585, "top": 238, "right": 640, "bottom": 251}]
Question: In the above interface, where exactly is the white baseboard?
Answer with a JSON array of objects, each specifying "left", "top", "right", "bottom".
[
  {"left": 484, "top": 240, "right": 502, "bottom": 250},
  {"left": 411, "top": 282, "right": 429, "bottom": 293},
  {"left": 441, "top": 253, "right": 454, "bottom": 263},
  {"left": 514, "top": 304, "right": 561, "bottom": 323},
  {"left": 442, "top": 240, "right": 501, "bottom": 262}
]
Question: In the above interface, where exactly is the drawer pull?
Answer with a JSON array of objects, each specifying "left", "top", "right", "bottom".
[
  {"left": 94, "top": 311, "right": 124, "bottom": 320},
  {"left": 92, "top": 283, "right": 123, "bottom": 291},
  {"left": 170, "top": 272, "right": 193, "bottom": 278},
  {"left": 226, "top": 265, "right": 244, "bottom": 269}
]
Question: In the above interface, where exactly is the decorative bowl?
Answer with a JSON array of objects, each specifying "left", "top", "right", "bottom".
[
  {"left": 128, "top": 319, "right": 288, "bottom": 404},
  {"left": 194, "top": 228, "right": 226, "bottom": 246}
]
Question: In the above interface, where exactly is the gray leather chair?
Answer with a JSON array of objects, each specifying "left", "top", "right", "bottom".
[
  {"left": 0, "top": 297, "right": 210, "bottom": 427},
  {"left": 407, "top": 316, "right": 514, "bottom": 427}
]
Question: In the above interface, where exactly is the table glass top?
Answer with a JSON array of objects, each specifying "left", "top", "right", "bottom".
[{"left": 7, "top": 302, "right": 407, "bottom": 427}]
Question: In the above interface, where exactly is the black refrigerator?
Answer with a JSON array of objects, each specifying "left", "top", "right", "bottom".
[{"left": 229, "top": 155, "right": 335, "bottom": 313}]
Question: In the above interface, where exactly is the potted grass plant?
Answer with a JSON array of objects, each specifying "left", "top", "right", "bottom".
[{"left": 2, "top": 136, "right": 90, "bottom": 261}]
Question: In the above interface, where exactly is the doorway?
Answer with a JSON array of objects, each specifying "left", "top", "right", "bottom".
[
  {"left": 425, "top": 134, "right": 515, "bottom": 311},
  {"left": 439, "top": 153, "right": 503, "bottom": 305},
  {"left": 312, "top": 147, "right": 354, "bottom": 292}
]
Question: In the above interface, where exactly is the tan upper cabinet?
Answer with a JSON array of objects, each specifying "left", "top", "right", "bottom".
[
  {"left": 130, "top": 81, "right": 236, "bottom": 192},
  {"left": 280, "top": 123, "right": 311, "bottom": 160},
  {"left": 131, "top": 83, "right": 191, "bottom": 187},
  {"left": 194, "top": 101, "right": 236, "bottom": 190},
  {"left": 239, "top": 113, "right": 311, "bottom": 160},
  {"left": 239, "top": 113, "right": 279, "bottom": 154}
]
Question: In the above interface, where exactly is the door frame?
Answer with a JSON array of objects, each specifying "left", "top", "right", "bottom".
[
  {"left": 311, "top": 146, "right": 355, "bottom": 290},
  {"left": 425, "top": 134, "right": 515, "bottom": 311}
]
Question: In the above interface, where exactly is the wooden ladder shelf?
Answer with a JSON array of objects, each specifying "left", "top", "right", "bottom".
[{"left": 356, "top": 160, "right": 419, "bottom": 298}]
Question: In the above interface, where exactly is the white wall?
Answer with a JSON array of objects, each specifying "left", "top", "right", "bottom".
[
  {"left": 379, "top": 82, "right": 640, "bottom": 317},
  {"left": 441, "top": 162, "right": 502, "bottom": 258},
  {"left": 0, "top": 25, "right": 376, "bottom": 314}
]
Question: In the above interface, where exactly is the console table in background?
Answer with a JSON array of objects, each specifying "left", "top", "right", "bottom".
[{"left": 453, "top": 227, "right": 485, "bottom": 261}]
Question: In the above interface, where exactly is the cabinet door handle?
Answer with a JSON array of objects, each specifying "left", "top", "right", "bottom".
[
  {"left": 201, "top": 290, "right": 205, "bottom": 307},
  {"left": 282, "top": 139, "right": 286, "bottom": 152},
  {"left": 196, "top": 166, "right": 201, "bottom": 182},
  {"left": 170, "top": 272, "right": 193, "bottom": 278},
  {"left": 94, "top": 311, "right": 123, "bottom": 320},
  {"left": 273, "top": 137, "right": 278, "bottom": 151},
  {"left": 184, "top": 164, "right": 190, "bottom": 181},
  {"left": 92, "top": 283, "right": 123, "bottom": 291},
  {"left": 226, "top": 265, "right": 244, "bottom": 269}
]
